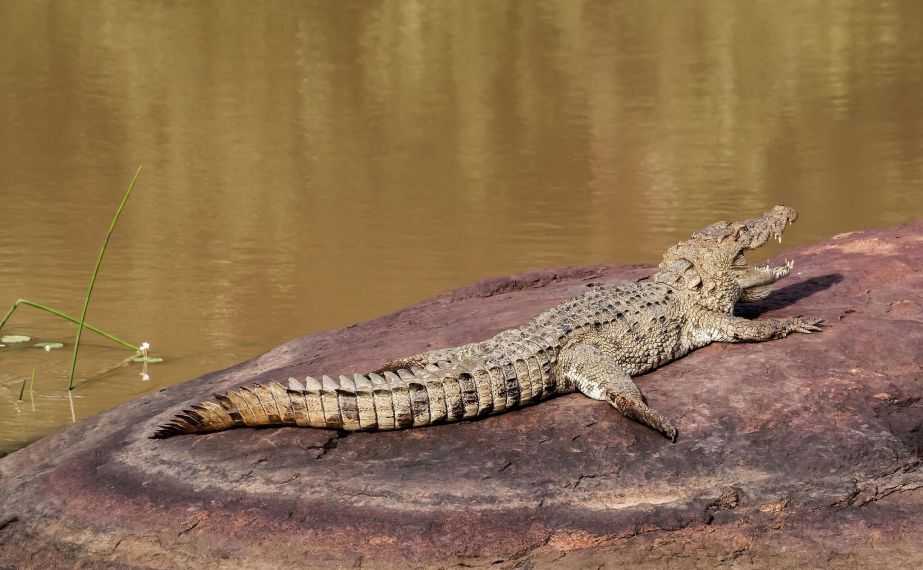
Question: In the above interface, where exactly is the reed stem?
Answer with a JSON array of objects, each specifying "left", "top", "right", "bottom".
[
  {"left": 68, "top": 166, "right": 143, "bottom": 391},
  {"left": 0, "top": 298, "right": 138, "bottom": 351}
]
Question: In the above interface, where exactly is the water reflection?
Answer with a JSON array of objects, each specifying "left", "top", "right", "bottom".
[{"left": 0, "top": 0, "right": 921, "bottom": 453}]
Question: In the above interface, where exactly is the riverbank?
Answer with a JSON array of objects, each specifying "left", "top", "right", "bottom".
[{"left": 2, "top": 223, "right": 923, "bottom": 568}]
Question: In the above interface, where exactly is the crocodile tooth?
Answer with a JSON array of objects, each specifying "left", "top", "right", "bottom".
[{"left": 287, "top": 377, "right": 305, "bottom": 391}]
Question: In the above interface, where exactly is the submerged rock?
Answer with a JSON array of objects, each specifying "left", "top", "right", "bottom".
[{"left": 1, "top": 224, "right": 923, "bottom": 568}]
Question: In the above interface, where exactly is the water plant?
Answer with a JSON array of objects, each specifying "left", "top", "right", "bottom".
[
  {"left": 0, "top": 299, "right": 138, "bottom": 351},
  {"left": 0, "top": 334, "right": 31, "bottom": 344},
  {"left": 67, "top": 165, "right": 144, "bottom": 390},
  {"left": 0, "top": 166, "right": 158, "bottom": 391}
]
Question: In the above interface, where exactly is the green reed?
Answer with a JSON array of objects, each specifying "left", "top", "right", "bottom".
[
  {"left": 67, "top": 166, "right": 143, "bottom": 391},
  {"left": 0, "top": 298, "right": 138, "bottom": 351}
]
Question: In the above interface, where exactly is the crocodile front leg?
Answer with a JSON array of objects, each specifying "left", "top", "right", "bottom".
[
  {"left": 708, "top": 313, "right": 824, "bottom": 342},
  {"left": 559, "top": 341, "right": 678, "bottom": 441}
]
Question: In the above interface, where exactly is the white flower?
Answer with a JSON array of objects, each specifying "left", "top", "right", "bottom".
[{"left": 141, "top": 372, "right": 151, "bottom": 382}]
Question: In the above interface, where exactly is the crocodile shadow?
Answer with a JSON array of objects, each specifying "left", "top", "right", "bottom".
[{"left": 735, "top": 273, "right": 844, "bottom": 318}]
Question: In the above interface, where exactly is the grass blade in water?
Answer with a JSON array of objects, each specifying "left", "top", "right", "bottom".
[
  {"left": 68, "top": 166, "right": 143, "bottom": 391},
  {"left": 0, "top": 298, "right": 138, "bottom": 351}
]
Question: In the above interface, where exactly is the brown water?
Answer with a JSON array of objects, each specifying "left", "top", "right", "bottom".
[{"left": 1, "top": 1, "right": 922, "bottom": 455}]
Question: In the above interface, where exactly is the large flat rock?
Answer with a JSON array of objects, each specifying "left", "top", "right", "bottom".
[{"left": 2, "top": 225, "right": 923, "bottom": 569}]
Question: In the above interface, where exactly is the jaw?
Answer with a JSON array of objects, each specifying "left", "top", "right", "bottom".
[
  {"left": 737, "top": 205, "right": 798, "bottom": 250},
  {"left": 733, "top": 205, "right": 798, "bottom": 302},
  {"left": 656, "top": 204, "right": 801, "bottom": 307},
  {"left": 737, "top": 260, "right": 794, "bottom": 302}
]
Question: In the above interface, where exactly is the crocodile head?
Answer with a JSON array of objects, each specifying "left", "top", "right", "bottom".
[{"left": 654, "top": 205, "right": 799, "bottom": 313}]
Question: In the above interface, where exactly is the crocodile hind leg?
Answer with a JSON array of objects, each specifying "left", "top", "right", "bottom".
[
  {"left": 373, "top": 341, "right": 485, "bottom": 374},
  {"left": 560, "top": 341, "right": 678, "bottom": 442},
  {"left": 373, "top": 355, "right": 428, "bottom": 374}
]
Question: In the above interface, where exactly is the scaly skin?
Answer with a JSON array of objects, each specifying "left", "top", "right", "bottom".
[{"left": 152, "top": 205, "right": 822, "bottom": 441}]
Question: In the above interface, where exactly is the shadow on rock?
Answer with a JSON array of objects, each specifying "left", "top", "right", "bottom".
[{"left": 736, "top": 273, "right": 843, "bottom": 317}]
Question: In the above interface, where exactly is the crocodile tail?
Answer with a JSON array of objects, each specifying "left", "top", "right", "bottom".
[
  {"left": 151, "top": 381, "right": 298, "bottom": 439},
  {"left": 151, "top": 368, "right": 438, "bottom": 438},
  {"left": 151, "top": 355, "right": 552, "bottom": 439}
]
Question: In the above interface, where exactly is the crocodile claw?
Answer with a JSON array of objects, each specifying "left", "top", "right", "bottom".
[{"left": 790, "top": 317, "right": 824, "bottom": 334}]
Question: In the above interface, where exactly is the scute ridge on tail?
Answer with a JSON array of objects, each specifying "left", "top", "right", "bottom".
[{"left": 153, "top": 368, "right": 416, "bottom": 438}]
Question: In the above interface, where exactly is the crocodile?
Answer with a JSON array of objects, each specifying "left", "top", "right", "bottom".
[{"left": 153, "top": 205, "right": 822, "bottom": 441}]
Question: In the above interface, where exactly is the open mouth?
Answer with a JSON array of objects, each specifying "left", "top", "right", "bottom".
[{"left": 733, "top": 206, "right": 798, "bottom": 302}]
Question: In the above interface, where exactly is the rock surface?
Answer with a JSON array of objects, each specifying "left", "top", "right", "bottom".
[{"left": 2, "top": 225, "right": 923, "bottom": 569}]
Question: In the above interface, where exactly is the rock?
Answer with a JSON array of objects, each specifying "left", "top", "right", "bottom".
[{"left": 2, "top": 225, "right": 923, "bottom": 569}]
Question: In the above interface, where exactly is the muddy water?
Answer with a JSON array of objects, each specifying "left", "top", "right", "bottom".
[{"left": 1, "top": 1, "right": 921, "bottom": 454}]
